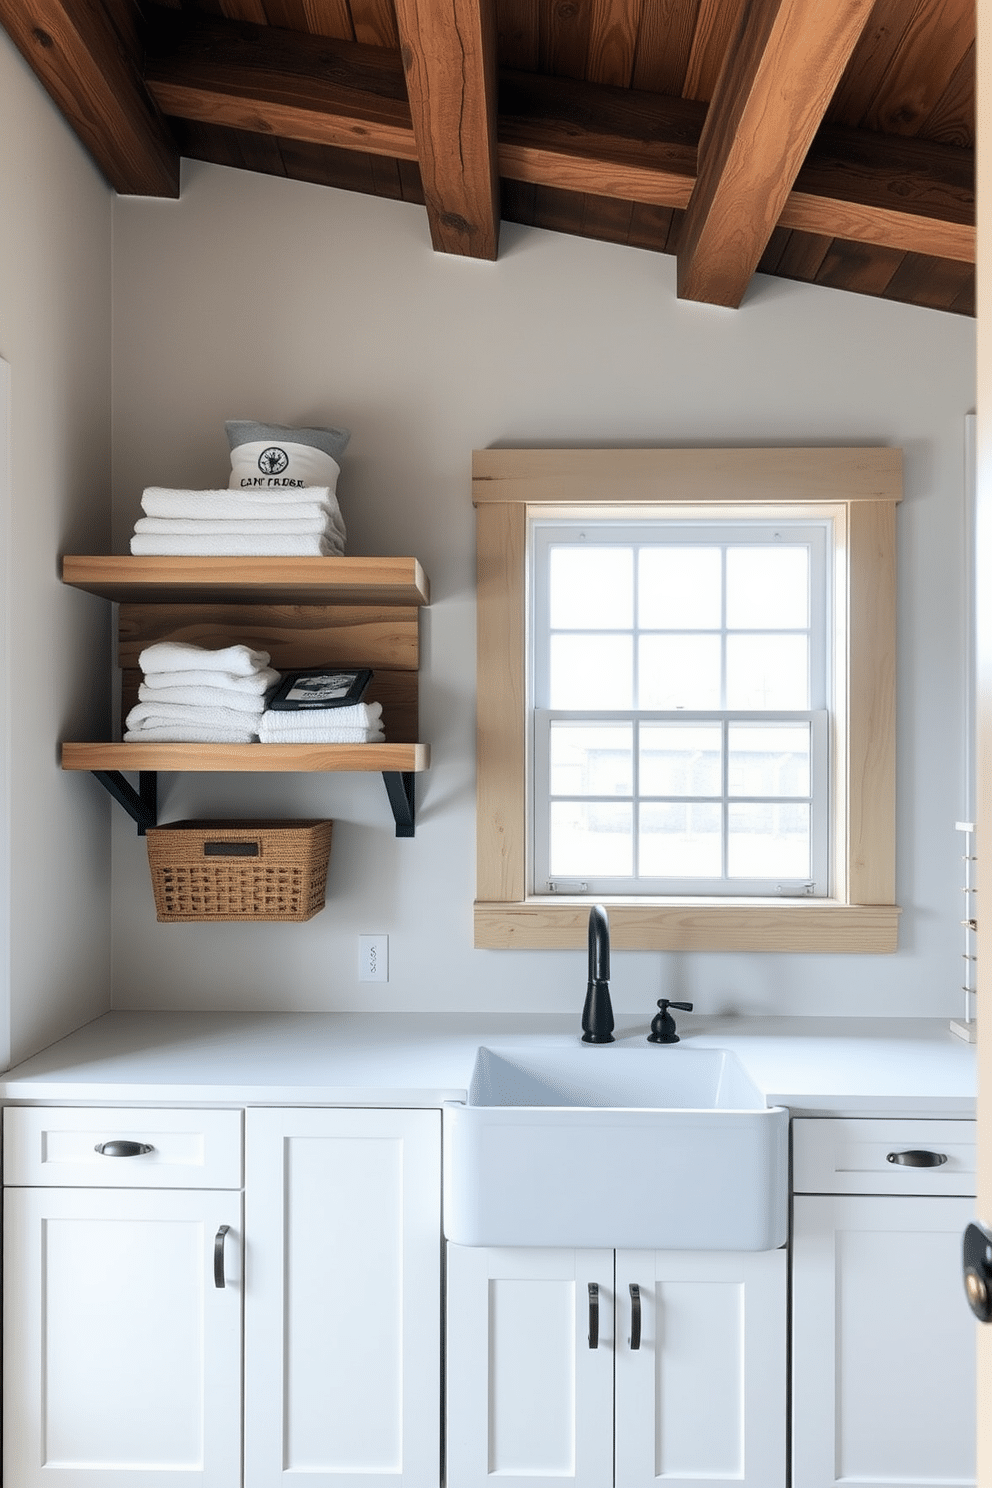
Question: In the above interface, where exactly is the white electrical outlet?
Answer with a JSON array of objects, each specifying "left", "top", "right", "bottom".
[{"left": 358, "top": 935, "right": 388, "bottom": 983}]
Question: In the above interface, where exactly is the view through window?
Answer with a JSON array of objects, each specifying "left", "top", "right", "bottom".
[{"left": 531, "top": 520, "right": 829, "bottom": 896}]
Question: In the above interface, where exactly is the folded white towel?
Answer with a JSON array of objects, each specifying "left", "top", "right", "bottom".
[
  {"left": 140, "top": 500, "right": 345, "bottom": 535},
  {"left": 123, "top": 724, "right": 258, "bottom": 744},
  {"left": 138, "top": 683, "right": 273, "bottom": 714},
  {"left": 126, "top": 701, "right": 265, "bottom": 732},
  {"left": 141, "top": 486, "right": 345, "bottom": 529},
  {"left": 138, "top": 642, "right": 271, "bottom": 676},
  {"left": 134, "top": 516, "right": 338, "bottom": 537},
  {"left": 130, "top": 533, "right": 343, "bottom": 557},
  {"left": 141, "top": 666, "right": 280, "bottom": 694},
  {"left": 258, "top": 724, "right": 384, "bottom": 744},
  {"left": 261, "top": 701, "right": 383, "bottom": 731}
]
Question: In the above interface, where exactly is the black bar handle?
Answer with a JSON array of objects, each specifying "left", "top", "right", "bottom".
[
  {"left": 629, "top": 1283, "right": 641, "bottom": 1350},
  {"left": 94, "top": 1140, "right": 153, "bottom": 1158},
  {"left": 588, "top": 1282, "right": 599, "bottom": 1349},
  {"left": 214, "top": 1225, "right": 231, "bottom": 1288},
  {"left": 886, "top": 1150, "right": 948, "bottom": 1168}
]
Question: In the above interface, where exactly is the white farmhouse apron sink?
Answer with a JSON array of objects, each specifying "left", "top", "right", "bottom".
[{"left": 443, "top": 1044, "right": 788, "bottom": 1250}]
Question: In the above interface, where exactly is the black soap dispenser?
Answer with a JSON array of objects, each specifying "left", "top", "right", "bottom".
[{"left": 647, "top": 999, "right": 693, "bottom": 1044}]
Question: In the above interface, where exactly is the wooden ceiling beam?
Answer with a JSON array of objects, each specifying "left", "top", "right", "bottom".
[
  {"left": 676, "top": 0, "right": 877, "bottom": 307},
  {"left": 392, "top": 0, "right": 500, "bottom": 259},
  {"left": 140, "top": 12, "right": 972, "bottom": 269},
  {"left": 785, "top": 123, "right": 974, "bottom": 263},
  {"left": 144, "top": 9, "right": 416, "bottom": 160},
  {"left": 497, "top": 70, "right": 702, "bottom": 208},
  {"left": 0, "top": 0, "right": 179, "bottom": 196}
]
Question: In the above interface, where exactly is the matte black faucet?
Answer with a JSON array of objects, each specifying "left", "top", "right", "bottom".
[{"left": 581, "top": 904, "right": 615, "bottom": 1043}]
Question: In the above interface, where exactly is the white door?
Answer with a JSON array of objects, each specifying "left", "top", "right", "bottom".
[
  {"left": 3, "top": 1186, "right": 243, "bottom": 1488},
  {"left": 614, "top": 1248, "right": 786, "bottom": 1488},
  {"left": 792, "top": 1194, "right": 976, "bottom": 1488},
  {"left": 445, "top": 1243, "right": 615, "bottom": 1488},
  {"left": 244, "top": 1107, "right": 441, "bottom": 1488}
]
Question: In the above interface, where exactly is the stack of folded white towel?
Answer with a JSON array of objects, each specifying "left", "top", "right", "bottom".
[
  {"left": 259, "top": 700, "right": 385, "bottom": 745},
  {"left": 129, "top": 486, "right": 346, "bottom": 557},
  {"left": 124, "top": 643, "right": 281, "bottom": 744}
]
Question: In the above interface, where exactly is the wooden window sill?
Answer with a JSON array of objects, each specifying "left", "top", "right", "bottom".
[{"left": 473, "top": 899, "right": 901, "bottom": 953}]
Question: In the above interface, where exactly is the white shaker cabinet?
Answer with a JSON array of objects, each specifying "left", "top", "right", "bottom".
[
  {"left": 3, "top": 1108, "right": 244, "bottom": 1488},
  {"left": 791, "top": 1119, "right": 977, "bottom": 1488},
  {"left": 446, "top": 1242, "right": 786, "bottom": 1488},
  {"left": 243, "top": 1106, "right": 442, "bottom": 1488}
]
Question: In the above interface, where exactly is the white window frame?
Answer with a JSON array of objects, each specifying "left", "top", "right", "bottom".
[
  {"left": 473, "top": 447, "right": 901, "bottom": 953},
  {"left": 530, "top": 517, "right": 831, "bottom": 897}
]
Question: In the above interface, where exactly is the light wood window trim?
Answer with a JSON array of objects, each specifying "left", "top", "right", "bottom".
[{"left": 473, "top": 447, "right": 901, "bottom": 952}]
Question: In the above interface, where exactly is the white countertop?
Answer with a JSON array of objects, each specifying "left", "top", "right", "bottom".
[{"left": 0, "top": 1011, "right": 976, "bottom": 1118}]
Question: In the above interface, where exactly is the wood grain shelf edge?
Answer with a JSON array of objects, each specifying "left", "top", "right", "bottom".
[{"left": 61, "top": 742, "right": 430, "bottom": 772}]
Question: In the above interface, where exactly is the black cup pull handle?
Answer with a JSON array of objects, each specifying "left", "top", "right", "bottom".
[
  {"left": 588, "top": 1282, "right": 599, "bottom": 1349},
  {"left": 94, "top": 1140, "right": 153, "bottom": 1158},
  {"left": 214, "top": 1225, "right": 231, "bottom": 1288},
  {"left": 629, "top": 1283, "right": 641, "bottom": 1350},
  {"left": 886, "top": 1150, "right": 948, "bottom": 1168}
]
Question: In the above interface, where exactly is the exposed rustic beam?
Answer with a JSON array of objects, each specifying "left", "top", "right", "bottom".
[
  {"left": 786, "top": 123, "right": 974, "bottom": 264},
  {"left": 498, "top": 69, "right": 701, "bottom": 208},
  {"left": 144, "top": 9, "right": 415, "bottom": 159},
  {"left": 141, "top": 11, "right": 973, "bottom": 270},
  {"left": 0, "top": 0, "right": 179, "bottom": 195},
  {"left": 676, "top": 0, "right": 877, "bottom": 307},
  {"left": 391, "top": 0, "right": 500, "bottom": 258}
]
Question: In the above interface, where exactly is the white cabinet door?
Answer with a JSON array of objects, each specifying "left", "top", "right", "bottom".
[
  {"left": 446, "top": 1243, "right": 615, "bottom": 1488},
  {"left": 244, "top": 1107, "right": 441, "bottom": 1488},
  {"left": 3, "top": 1186, "right": 243, "bottom": 1488},
  {"left": 792, "top": 1194, "right": 976, "bottom": 1488},
  {"left": 445, "top": 1245, "right": 785, "bottom": 1488},
  {"left": 614, "top": 1248, "right": 786, "bottom": 1488}
]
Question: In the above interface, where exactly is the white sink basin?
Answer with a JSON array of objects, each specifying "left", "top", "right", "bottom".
[{"left": 443, "top": 1044, "right": 788, "bottom": 1251}]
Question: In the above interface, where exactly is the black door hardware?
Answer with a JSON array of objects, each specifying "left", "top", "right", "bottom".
[{"left": 963, "top": 1221, "right": 992, "bottom": 1323}]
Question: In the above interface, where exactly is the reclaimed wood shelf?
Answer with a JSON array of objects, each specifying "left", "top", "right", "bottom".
[
  {"left": 61, "top": 554, "right": 430, "bottom": 606},
  {"left": 61, "top": 555, "right": 431, "bottom": 836},
  {"left": 61, "top": 742, "right": 429, "bottom": 773}
]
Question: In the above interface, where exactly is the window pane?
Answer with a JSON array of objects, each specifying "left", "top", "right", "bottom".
[
  {"left": 638, "top": 635, "right": 721, "bottom": 708},
  {"left": 550, "top": 635, "right": 633, "bottom": 707},
  {"left": 550, "top": 723, "right": 632, "bottom": 796},
  {"left": 726, "top": 635, "right": 808, "bottom": 709},
  {"left": 726, "top": 547, "right": 809, "bottom": 629},
  {"left": 640, "top": 725, "right": 722, "bottom": 796},
  {"left": 550, "top": 801, "right": 632, "bottom": 876},
  {"left": 639, "top": 547, "right": 721, "bottom": 629},
  {"left": 728, "top": 724, "right": 810, "bottom": 797},
  {"left": 728, "top": 803, "right": 810, "bottom": 878},
  {"left": 550, "top": 547, "right": 633, "bottom": 629},
  {"left": 639, "top": 803, "right": 722, "bottom": 877}
]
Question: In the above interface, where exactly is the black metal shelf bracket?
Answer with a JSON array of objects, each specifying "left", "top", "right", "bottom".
[
  {"left": 92, "top": 770, "right": 158, "bottom": 835},
  {"left": 383, "top": 772, "right": 416, "bottom": 837},
  {"left": 88, "top": 768, "right": 416, "bottom": 837}
]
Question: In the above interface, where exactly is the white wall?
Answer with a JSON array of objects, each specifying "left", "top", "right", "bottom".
[
  {"left": 109, "top": 160, "right": 975, "bottom": 1018},
  {"left": 0, "top": 31, "right": 113, "bottom": 1066}
]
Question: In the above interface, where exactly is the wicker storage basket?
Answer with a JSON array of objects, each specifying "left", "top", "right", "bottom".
[{"left": 146, "top": 819, "right": 333, "bottom": 922}]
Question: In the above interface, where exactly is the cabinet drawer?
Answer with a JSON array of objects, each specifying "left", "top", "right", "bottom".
[
  {"left": 3, "top": 1107, "right": 243, "bottom": 1188},
  {"left": 792, "top": 1117, "right": 975, "bottom": 1196}
]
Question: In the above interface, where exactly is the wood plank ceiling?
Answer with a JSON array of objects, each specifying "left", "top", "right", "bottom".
[{"left": 0, "top": 0, "right": 975, "bottom": 314}]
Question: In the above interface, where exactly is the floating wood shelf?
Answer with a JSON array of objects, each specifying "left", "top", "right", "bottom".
[
  {"left": 61, "top": 554, "right": 430, "bottom": 606},
  {"left": 61, "top": 556, "right": 431, "bottom": 836},
  {"left": 61, "top": 742, "right": 430, "bottom": 773}
]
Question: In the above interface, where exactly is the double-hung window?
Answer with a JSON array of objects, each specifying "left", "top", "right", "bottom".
[
  {"left": 532, "top": 520, "right": 829, "bottom": 897},
  {"left": 473, "top": 447, "right": 901, "bottom": 953}
]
